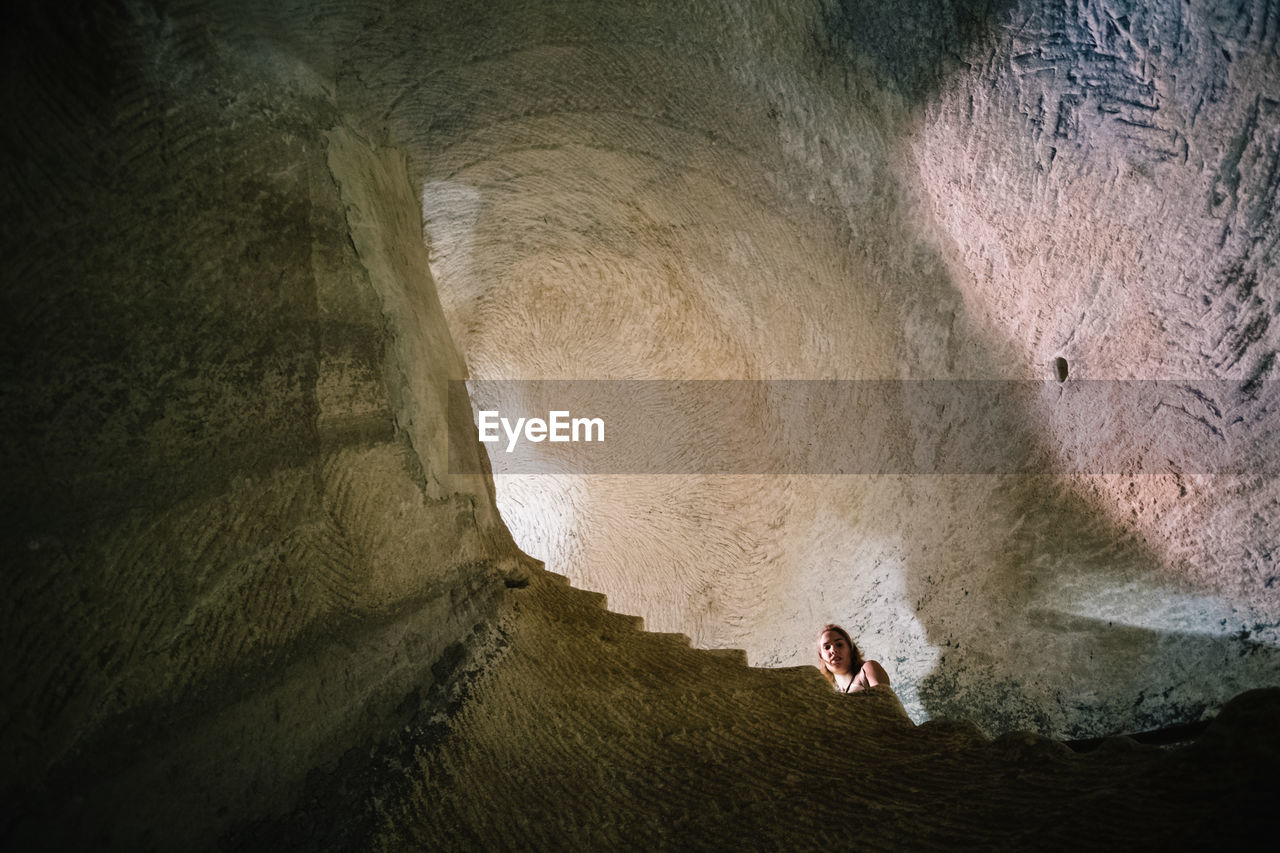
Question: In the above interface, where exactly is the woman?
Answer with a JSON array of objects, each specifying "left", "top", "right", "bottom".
[{"left": 817, "top": 624, "right": 890, "bottom": 693}]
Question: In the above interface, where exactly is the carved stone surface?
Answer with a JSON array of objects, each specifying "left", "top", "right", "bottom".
[
  {"left": 340, "top": 0, "right": 1278, "bottom": 736},
  {"left": 2, "top": 1, "right": 1277, "bottom": 848}
]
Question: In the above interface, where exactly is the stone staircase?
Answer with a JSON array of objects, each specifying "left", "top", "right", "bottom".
[{"left": 342, "top": 566, "right": 1278, "bottom": 851}]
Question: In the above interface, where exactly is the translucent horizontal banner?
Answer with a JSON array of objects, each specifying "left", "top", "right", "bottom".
[{"left": 448, "top": 380, "right": 1280, "bottom": 475}]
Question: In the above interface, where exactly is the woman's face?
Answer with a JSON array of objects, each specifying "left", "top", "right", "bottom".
[{"left": 819, "top": 630, "right": 852, "bottom": 675}]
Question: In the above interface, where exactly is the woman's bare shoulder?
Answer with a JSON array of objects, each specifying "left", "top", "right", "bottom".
[{"left": 863, "top": 659, "right": 890, "bottom": 687}]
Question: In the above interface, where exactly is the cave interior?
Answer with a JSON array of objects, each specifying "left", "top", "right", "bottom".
[{"left": 3, "top": 0, "right": 1280, "bottom": 849}]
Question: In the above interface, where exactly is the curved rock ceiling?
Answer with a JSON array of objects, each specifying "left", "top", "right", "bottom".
[
  {"left": 293, "top": 0, "right": 1280, "bottom": 736},
  {"left": 6, "top": 0, "right": 1280, "bottom": 846},
  {"left": 9, "top": 0, "right": 1280, "bottom": 741}
]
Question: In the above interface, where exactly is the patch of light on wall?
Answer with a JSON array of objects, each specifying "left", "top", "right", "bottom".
[
  {"left": 849, "top": 549, "right": 942, "bottom": 725},
  {"left": 795, "top": 521, "right": 941, "bottom": 724},
  {"left": 421, "top": 180, "right": 483, "bottom": 328},
  {"left": 1042, "top": 573, "right": 1279, "bottom": 647},
  {"left": 486, "top": 468, "right": 583, "bottom": 566}
]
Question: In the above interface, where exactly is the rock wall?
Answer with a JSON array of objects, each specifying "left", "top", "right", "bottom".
[
  {"left": 2, "top": 3, "right": 528, "bottom": 846},
  {"left": 3, "top": 0, "right": 1280, "bottom": 848},
  {"left": 310, "top": 0, "right": 1276, "bottom": 736}
]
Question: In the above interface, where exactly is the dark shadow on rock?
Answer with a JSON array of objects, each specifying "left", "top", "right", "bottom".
[
  {"left": 892, "top": 461, "right": 1275, "bottom": 739},
  {"left": 918, "top": 605, "right": 1280, "bottom": 740},
  {"left": 819, "top": 0, "right": 1016, "bottom": 103}
]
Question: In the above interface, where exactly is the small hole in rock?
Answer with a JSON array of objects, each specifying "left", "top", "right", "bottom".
[{"left": 1054, "top": 357, "right": 1069, "bottom": 382}]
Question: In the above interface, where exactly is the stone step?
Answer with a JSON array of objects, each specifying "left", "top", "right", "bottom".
[
  {"left": 702, "top": 647, "right": 749, "bottom": 666},
  {"left": 542, "top": 568, "right": 770, "bottom": 673}
]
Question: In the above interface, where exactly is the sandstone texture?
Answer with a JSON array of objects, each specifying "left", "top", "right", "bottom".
[
  {"left": 332, "top": 0, "right": 1278, "bottom": 736},
  {"left": 2, "top": 0, "right": 1278, "bottom": 850}
]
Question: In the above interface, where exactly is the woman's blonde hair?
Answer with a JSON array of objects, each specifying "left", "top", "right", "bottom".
[{"left": 816, "top": 623, "right": 863, "bottom": 687}]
